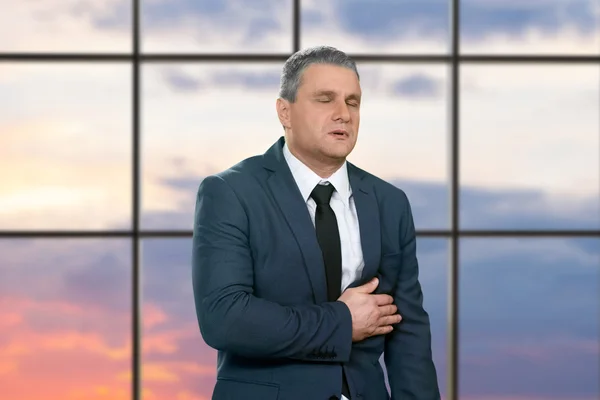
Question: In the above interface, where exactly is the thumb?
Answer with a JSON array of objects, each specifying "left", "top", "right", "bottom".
[{"left": 357, "top": 277, "right": 378, "bottom": 293}]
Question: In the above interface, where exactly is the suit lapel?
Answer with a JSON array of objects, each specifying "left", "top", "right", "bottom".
[
  {"left": 263, "top": 138, "right": 328, "bottom": 304},
  {"left": 261, "top": 138, "right": 382, "bottom": 300},
  {"left": 348, "top": 163, "right": 381, "bottom": 286}
]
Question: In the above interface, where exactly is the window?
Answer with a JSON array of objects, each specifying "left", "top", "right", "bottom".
[{"left": 1, "top": 1, "right": 598, "bottom": 399}]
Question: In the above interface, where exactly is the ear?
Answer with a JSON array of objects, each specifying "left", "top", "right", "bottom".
[{"left": 276, "top": 98, "right": 291, "bottom": 129}]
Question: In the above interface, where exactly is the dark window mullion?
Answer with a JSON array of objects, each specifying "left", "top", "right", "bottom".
[
  {"left": 448, "top": 0, "right": 460, "bottom": 398},
  {"left": 132, "top": 0, "right": 141, "bottom": 398},
  {"left": 1, "top": 54, "right": 599, "bottom": 63}
]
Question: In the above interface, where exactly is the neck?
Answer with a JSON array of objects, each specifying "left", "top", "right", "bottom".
[{"left": 287, "top": 143, "right": 344, "bottom": 179}]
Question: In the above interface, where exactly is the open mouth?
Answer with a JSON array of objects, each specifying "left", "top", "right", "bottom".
[{"left": 328, "top": 129, "right": 348, "bottom": 137}]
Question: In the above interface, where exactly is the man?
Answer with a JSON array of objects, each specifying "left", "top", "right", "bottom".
[{"left": 192, "top": 45, "right": 440, "bottom": 399}]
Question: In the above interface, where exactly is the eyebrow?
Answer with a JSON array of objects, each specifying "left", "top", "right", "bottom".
[{"left": 313, "top": 90, "right": 361, "bottom": 102}]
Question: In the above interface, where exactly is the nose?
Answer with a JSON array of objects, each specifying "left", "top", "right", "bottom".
[{"left": 332, "top": 99, "right": 351, "bottom": 123}]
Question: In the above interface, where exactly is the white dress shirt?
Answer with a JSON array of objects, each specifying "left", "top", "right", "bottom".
[
  {"left": 283, "top": 142, "right": 365, "bottom": 293},
  {"left": 283, "top": 143, "right": 363, "bottom": 400}
]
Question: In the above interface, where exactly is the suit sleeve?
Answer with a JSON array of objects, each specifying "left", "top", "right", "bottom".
[
  {"left": 192, "top": 174, "right": 353, "bottom": 362},
  {"left": 384, "top": 191, "right": 441, "bottom": 399}
]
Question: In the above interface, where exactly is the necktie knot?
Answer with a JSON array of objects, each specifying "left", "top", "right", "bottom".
[{"left": 310, "top": 183, "right": 335, "bottom": 205}]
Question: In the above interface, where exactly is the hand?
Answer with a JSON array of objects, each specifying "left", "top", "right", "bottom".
[{"left": 337, "top": 277, "right": 402, "bottom": 342}]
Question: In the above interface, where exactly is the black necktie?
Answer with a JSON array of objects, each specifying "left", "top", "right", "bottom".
[
  {"left": 310, "top": 183, "right": 351, "bottom": 399},
  {"left": 310, "top": 183, "right": 342, "bottom": 302}
]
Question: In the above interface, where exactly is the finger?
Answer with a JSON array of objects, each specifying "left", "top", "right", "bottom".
[
  {"left": 355, "top": 277, "right": 379, "bottom": 293},
  {"left": 378, "top": 304, "right": 397, "bottom": 316},
  {"left": 370, "top": 325, "right": 394, "bottom": 337},
  {"left": 373, "top": 294, "right": 394, "bottom": 306},
  {"left": 378, "top": 314, "right": 402, "bottom": 326}
]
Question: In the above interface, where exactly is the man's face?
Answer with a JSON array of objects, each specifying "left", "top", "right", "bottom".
[{"left": 280, "top": 63, "right": 362, "bottom": 163}]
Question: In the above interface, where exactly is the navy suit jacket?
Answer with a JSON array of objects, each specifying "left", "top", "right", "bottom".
[{"left": 192, "top": 136, "right": 440, "bottom": 400}]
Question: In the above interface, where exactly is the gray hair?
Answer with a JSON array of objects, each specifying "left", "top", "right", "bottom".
[{"left": 278, "top": 45, "right": 359, "bottom": 102}]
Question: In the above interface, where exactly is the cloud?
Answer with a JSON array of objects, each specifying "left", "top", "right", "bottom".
[
  {"left": 460, "top": 185, "right": 600, "bottom": 229},
  {"left": 65, "top": 0, "right": 130, "bottom": 31},
  {"left": 140, "top": 238, "right": 220, "bottom": 399},
  {"left": 211, "top": 70, "right": 282, "bottom": 89},
  {"left": 99, "top": 0, "right": 600, "bottom": 48},
  {"left": 160, "top": 64, "right": 446, "bottom": 102},
  {"left": 391, "top": 73, "right": 442, "bottom": 99},
  {"left": 143, "top": 0, "right": 279, "bottom": 29},
  {"left": 301, "top": 0, "right": 600, "bottom": 53},
  {"left": 0, "top": 240, "right": 131, "bottom": 400},
  {"left": 61, "top": 251, "right": 132, "bottom": 313},
  {"left": 305, "top": 0, "right": 598, "bottom": 42},
  {"left": 459, "top": 0, "right": 600, "bottom": 54},
  {"left": 2, "top": 62, "right": 598, "bottom": 231},
  {"left": 141, "top": 0, "right": 292, "bottom": 52},
  {"left": 142, "top": 239, "right": 197, "bottom": 306},
  {"left": 460, "top": 65, "right": 599, "bottom": 199},
  {"left": 461, "top": 0, "right": 599, "bottom": 37},
  {"left": 304, "top": 0, "right": 449, "bottom": 39},
  {"left": 139, "top": 174, "right": 449, "bottom": 231},
  {"left": 457, "top": 237, "right": 599, "bottom": 397},
  {"left": 145, "top": 63, "right": 598, "bottom": 203},
  {"left": 140, "top": 168, "right": 599, "bottom": 232},
  {"left": 460, "top": 238, "right": 599, "bottom": 338},
  {"left": 0, "top": 64, "right": 132, "bottom": 230},
  {"left": 0, "top": 235, "right": 216, "bottom": 399},
  {"left": 0, "top": 240, "right": 131, "bottom": 356},
  {"left": 3, "top": 0, "right": 599, "bottom": 54},
  {"left": 0, "top": 240, "right": 129, "bottom": 302},
  {"left": 163, "top": 69, "right": 204, "bottom": 92},
  {"left": 461, "top": 337, "right": 599, "bottom": 397},
  {"left": 162, "top": 67, "right": 282, "bottom": 93},
  {"left": 0, "top": 0, "right": 131, "bottom": 52},
  {"left": 139, "top": 64, "right": 452, "bottom": 226}
]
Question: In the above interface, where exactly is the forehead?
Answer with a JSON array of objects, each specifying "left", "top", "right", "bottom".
[{"left": 299, "top": 63, "right": 361, "bottom": 94}]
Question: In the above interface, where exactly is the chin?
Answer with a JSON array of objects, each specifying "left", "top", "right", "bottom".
[{"left": 325, "top": 145, "right": 353, "bottom": 160}]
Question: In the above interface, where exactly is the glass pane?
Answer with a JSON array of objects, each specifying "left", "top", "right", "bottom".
[
  {"left": 143, "top": 237, "right": 447, "bottom": 398},
  {"left": 142, "top": 238, "right": 216, "bottom": 399},
  {"left": 461, "top": 0, "right": 600, "bottom": 54},
  {"left": 141, "top": 0, "right": 293, "bottom": 53},
  {"left": 142, "top": 63, "right": 448, "bottom": 230},
  {"left": 0, "top": 239, "right": 131, "bottom": 399},
  {"left": 350, "top": 64, "right": 448, "bottom": 230},
  {"left": 459, "top": 238, "right": 600, "bottom": 400},
  {"left": 0, "top": 0, "right": 131, "bottom": 52},
  {"left": 0, "top": 63, "right": 132, "bottom": 231},
  {"left": 301, "top": 0, "right": 449, "bottom": 54},
  {"left": 460, "top": 65, "right": 600, "bottom": 230}
]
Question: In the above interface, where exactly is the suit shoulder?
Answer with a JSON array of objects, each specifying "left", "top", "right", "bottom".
[
  {"left": 196, "top": 155, "right": 264, "bottom": 213},
  {"left": 203, "top": 154, "right": 263, "bottom": 188},
  {"left": 350, "top": 163, "right": 409, "bottom": 204}
]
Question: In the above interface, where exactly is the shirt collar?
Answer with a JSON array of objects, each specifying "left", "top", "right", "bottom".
[{"left": 283, "top": 141, "right": 351, "bottom": 207}]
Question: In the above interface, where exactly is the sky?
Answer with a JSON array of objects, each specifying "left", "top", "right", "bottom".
[{"left": 0, "top": 0, "right": 599, "bottom": 399}]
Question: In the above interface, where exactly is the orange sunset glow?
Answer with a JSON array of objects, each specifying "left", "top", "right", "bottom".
[{"left": 0, "top": 239, "right": 130, "bottom": 400}]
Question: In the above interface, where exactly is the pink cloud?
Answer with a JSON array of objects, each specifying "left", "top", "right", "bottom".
[{"left": 0, "top": 291, "right": 130, "bottom": 400}]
